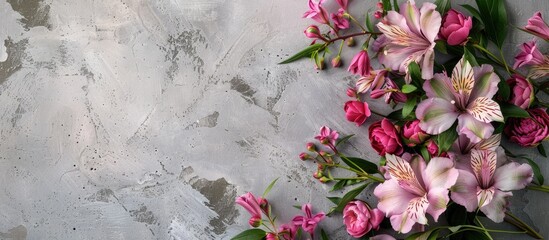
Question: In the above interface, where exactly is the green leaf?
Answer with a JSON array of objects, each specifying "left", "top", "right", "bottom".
[
  {"left": 365, "top": 11, "right": 375, "bottom": 34},
  {"left": 408, "top": 62, "right": 422, "bottom": 86},
  {"left": 500, "top": 102, "right": 530, "bottom": 118},
  {"left": 435, "top": 40, "right": 448, "bottom": 54},
  {"left": 436, "top": 124, "right": 458, "bottom": 154},
  {"left": 405, "top": 228, "right": 442, "bottom": 240},
  {"left": 262, "top": 178, "right": 279, "bottom": 198},
  {"left": 402, "top": 96, "right": 417, "bottom": 118},
  {"left": 327, "top": 197, "right": 342, "bottom": 205},
  {"left": 402, "top": 84, "right": 418, "bottom": 94},
  {"left": 420, "top": 145, "right": 431, "bottom": 162},
  {"left": 435, "top": 0, "right": 451, "bottom": 15},
  {"left": 321, "top": 229, "right": 329, "bottom": 240},
  {"left": 279, "top": 44, "right": 325, "bottom": 64},
  {"left": 231, "top": 229, "right": 267, "bottom": 240},
  {"left": 475, "top": 0, "right": 508, "bottom": 49},
  {"left": 333, "top": 183, "right": 369, "bottom": 213},
  {"left": 463, "top": 47, "right": 479, "bottom": 67},
  {"left": 460, "top": 4, "right": 483, "bottom": 23},
  {"left": 331, "top": 179, "right": 361, "bottom": 192},
  {"left": 522, "top": 157, "right": 544, "bottom": 185},
  {"left": 382, "top": 0, "right": 392, "bottom": 13},
  {"left": 448, "top": 226, "right": 463, "bottom": 233},
  {"left": 393, "top": 0, "right": 400, "bottom": 12},
  {"left": 497, "top": 79, "right": 510, "bottom": 101},
  {"left": 340, "top": 155, "right": 380, "bottom": 174},
  {"left": 538, "top": 144, "right": 547, "bottom": 157},
  {"left": 336, "top": 134, "right": 355, "bottom": 147}
]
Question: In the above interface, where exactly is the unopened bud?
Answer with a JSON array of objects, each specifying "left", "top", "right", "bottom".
[
  {"left": 319, "top": 151, "right": 328, "bottom": 157},
  {"left": 306, "top": 142, "right": 316, "bottom": 152},
  {"left": 376, "top": 2, "right": 383, "bottom": 9},
  {"left": 319, "top": 176, "right": 331, "bottom": 183},
  {"left": 374, "top": 11, "right": 383, "bottom": 19},
  {"left": 317, "top": 163, "right": 325, "bottom": 170},
  {"left": 258, "top": 197, "right": 269, "bottom": 214},
  {"left": 315, "top": 57, "right": 325, "bottom": 70},
  {"left": 346, "top": 37, "right": 355, "bottom": 47},
  {"left": 299, "top": 152, "right": 311, "bottom": 161},
  {"left": 346, "top": 87, "right": 357, "bottom": 98},
  {"left": 313, "top": 170, "right": 323, "bottom": 179},
  {"left": 304, "top": 25, "right": 322, "bottom": 39},
  {"left": 331, "top": 56, "right": 341, "bottom": 68},
  {"left": 249, "top": 216, "right": 262, "bottom": 228}
]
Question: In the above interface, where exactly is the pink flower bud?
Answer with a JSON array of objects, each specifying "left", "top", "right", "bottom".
[
  {"left": 348, "top": 50, "right": 371, "bottom": 76},
  {"left": 248, "top": 216, "right": 262, "bottom": 228},
  {"left": 507, "top": 74, "right": 534, "bottom": 109},
  {"left": 332, "top": 56, "right": 342, "bottom": 68},
  {"left": 374, "top": 11, "right": 383, "bottom": 19},
  {"left": 306, "top": 142, "right": 316, "bottom": 152},
  {"left": 425, "top": 140, "right": 439, "bottom": 156},
  {"left": 402, "top": 120, "right": 429, "bottom": 147},
  {"left": 331, "top": 8, "right": 350, "bottom": 30},
  {"left": 258, "top": 197, "right": 269, "bottom": 214},
  {"left": 266, "top": 233, "right": 277, "bottom": 240},
  {"left": 346, "top": 87, "right": 357, "bottom": 98},
  {"left": 346, "top": 37, "right": 355, "bottom": 46},
  {"left": 313, "top": 170, "right": 323, "bottom": 179},
  {"left": 525, "top": 12, "right": 549, "bottom": 41},
  {"left": 514, "top": 40, "right": 545, "bottom": 69},
  {"left": 439, "top": 9, "right": 472, "bottom": 45},
  {"left": 343, "top": 201, "right": 384, "bottom": 238},
  {"left": 299, "top": 152, "right": 310, "bottom": 161},
  {"left": 344, "top": 101, "right": 372, "bottom": 126},
  {"left": 315, "top": 57, "right": 325, "bottom": 70},
  {"left": 304, "top": 25, "right": 322, "bottom": 39},
  {"left": 369, "top": 118, "right": 403, "bottom": 156},
  {"left": 319, "top": 176, "right": 331, "bottom": 183},
  {"left": 376, "top": 2, "right": 383, "bottom": 9}
]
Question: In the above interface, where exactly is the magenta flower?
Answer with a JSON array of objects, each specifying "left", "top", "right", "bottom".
[
  {"left": 292, "top": 203, "right": 325, "bottom": 237},
  {"left": 374, "top": 154, "right": 458, "bottom": 233},
  {"left": 344, "top": 100, "right": 372, "bottom": 126},
  {"left": 402, "top": 120, "right": 429, "bottom": 147},
  {"left": 439, "top": 9, "right": 472, "bottom": 46},
  {"left": 303, "top": 0, "right": 329, "bottom": 24},
  {"left": 331, "top": 8, "right": 350, "bottom": 30},
  {"left": 369, "top": 119, "right": 404, "bottom": 156},
  {"left": 356, "top": 69, "right": 388, "bottom": 93},
  {"left": 278, "top": 223, "right": 297, "bottom": 240},
  {"left": 235, "top": 192, "right": 263, "bottom": 227},
  {"left": 315, "top": 126, "right": 339, "bottom": 145},
  {"left": 451, "top": 149, "right": 533, "bottom": 222},
  {"left": 343, "top": 201, "right": 384, "bottom": 238},
  {"left": 370, "top": 79, "right": 407, "bottom": 104},
  {"left": 335, "top": 0, "right": 348, "bottom": 10},
  {"left": 375, "top": 0, "right": 441, "bottom": 80},
  {"left": 524, "top": 11, "right": 549, "bottom": 41},
  {"left": 504, "top": 108, "right": 549, "bottom": 147},
  {"left": 514, "top": 40, "right": 545, "bottom": 69},
  {"left": 348, "top": 50, "right": 371, "bottom": 76},
  {"left": 507, "top": 74, "right": 534, "bottom": 109},
  {"left": 416, "top": 57, "right": 504, "bottom": 144}
]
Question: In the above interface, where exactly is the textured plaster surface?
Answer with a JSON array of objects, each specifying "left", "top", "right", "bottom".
[{"left": 0, "top": 0, "right": 547, "bottom": 239}]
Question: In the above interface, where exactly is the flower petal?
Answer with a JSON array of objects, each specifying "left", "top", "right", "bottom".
[
  {"left": 386, "top": 154, "right": 426, "bottom": 196},
  {"left": 457, "top": 113, "right": 495, "bottom": 144},
  {"left": 470, "top": 149, "right": 497, "bottom": 189},
  {"left": 467, "top": 97, "right": 504, "bottom": 123},
  {"left": 416, "top": 98, "right": 459, "bottom": 135},
  {"left": 493, "top": 162, "right": 533, "bottom": 191},
  {"left": 479, "top": 190, "right": 512, "bottom": 223},
  {"left": 424, "top": 72, "right": 456, "bottom": 101},
  {"left": 389, "top": 196, "right": 429, "bottom": 233},
  {"left": 422, "top": 157, "right": 459, "bottom": 190},
  {"left": 426, "top": 187, "right": 450, "bottom": 222},
  {"left": 421, "top": 48, "right": 435, "bottom": 79},
  {"left": 403, "top": 0, "right": 422, "bottom": 36},
  {"left": 389, "top": 212, "right": 416, "bottom": 234},
  {"left": 451, "top": 57, "right": 474, "bottom": 98},
  {"left": 419, "top": 2, "right": 441, "bottom": 42},
  {"left": 469, "top": 65, "right": 500, "bottom": 100},
  {"left": 474, "top": 134, "right": 501, "bottom": 151},
  {"left": 450, "top": 169, "right": 479, "bottom": 212},
  {"left": 374, "top": 178, "right": 416, "bottom": 217}
]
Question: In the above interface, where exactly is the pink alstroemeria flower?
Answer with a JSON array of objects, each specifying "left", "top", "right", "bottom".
[
  {"left": 314, "top": 126, "right": 339, "bottom": 146},
  {"left": 374, "top": 154, "right": 458, "bottom": 233},
  {"left": 370, "top": 79, "right": 407, "bottom": 104},
  {"left": 451, "top": 149, "right": 533, "bottom": 222},
  {"left": 375, "top": 0, "right": 441, "bottom": 80},
  {"left": 348, "top": 50, "right": 371, "bottom": 76},
  {"left": 303, "top": 0, "right": 330, "bottom": 24},
  {"left": 331, "top": 8, "right": 350, "bottom": 30},
  {"left": 524, "top": 11, "right": 549, "bottom": 41},
  {"left": 235, "top": 192, "right": 263, "bottom": 227},
  {"left": 416, "top": 57, "right": 504, "bottom": 144},
  {"left": 514, "top": 40, "right": 545, "bottom": 69},
  {"left": 335, "top": 0, "right": 348, "bottom": 10},
  {"left": 356, "top": 69, "right": 388, "bottom": 93},
  {"left": 292, "top": 203, "right": 325, "bottom": 237}
]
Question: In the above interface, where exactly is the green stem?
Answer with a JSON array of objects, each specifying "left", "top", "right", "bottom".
[
  {"left": 527, "top": 185, "right": 549, "bottom": 193},
  {"left": 347, "top": 13, "right": 368, "bottom": 32},
  {"left": 337, "top": 40, "right": 344, "bottom": 56},
  {"left": 474, "top": 217, "right": 494, "bottom": 240},
  {"left": 505, "top": 212, "right": 543, "bottom": 239},
  {"left": 499, "top": 49, "right": 511, "bottom": 75},
  {"left": 331, "top": 177, "right": 367, "bottom": 181},
  {"left": 326, "top": 31, "right": 382, "bottom": 44}
]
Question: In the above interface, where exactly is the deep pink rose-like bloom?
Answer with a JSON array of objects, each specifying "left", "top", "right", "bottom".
[
  {"left": 344, "top": 101, "right": 371, "bottom": 126},
  {"left": 343, "top": 201, "right": 384, "bottom": 238},
  {"left": 303, "top": 0, "right": 329, "bottom": 24},
  {"left": 292, "top": 203, "right": 325, "bottom": 237},
  {"left": 507, "top": 74, "right": 534, "bottom": 109},
  {"left": 331, "top": 8, "right": 350, "bottom": 30},
  {"left": 514, "top": 40, "right": 545, "bottom": 69},
  {"left": 525, "top": 11, "right": 549, "bottom": 41},
  {"left": 348, "top": 50, "right": 371, "bottom": 76},
  {"left": 304, "top": 25, "right": 322, "bottom": 39},
  {"left": 439, "top": 9, "right": 472, "bottom": 45},
  {"left": 315, "top": 126, "right": 339, "bottom": 145},
  {"left": 369, "top": 118, "right": 403, "bottom": 156},
  {"left": 402, "top": 120, "right": 429, "bottom": 147},
  {"left": 504, "top": 108, "right": 549, "bottom": 147}
]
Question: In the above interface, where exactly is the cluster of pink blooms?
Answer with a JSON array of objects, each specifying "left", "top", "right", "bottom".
[{"left": 235, "top": 0, "right": 549, "bottom": 239}]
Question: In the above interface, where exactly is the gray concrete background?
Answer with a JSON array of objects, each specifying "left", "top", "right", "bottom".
[{"left": 0, "top": 0, "right": 547, "bottom": 239}]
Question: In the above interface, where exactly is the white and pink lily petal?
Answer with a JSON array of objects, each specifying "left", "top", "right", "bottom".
[
  {"left": 376, "top": 0, "right": 441, "bottom": 80},
  {"left": 451, "top": 149, "right": 533, "bottom": 222},
  {"left": 374, "top": 154, "right": 458, "bottom": 233}
]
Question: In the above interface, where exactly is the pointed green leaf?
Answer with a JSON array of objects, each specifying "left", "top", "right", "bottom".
[
  {"left": 402, "top": 84, "right": 418, "bottom": 94},
  {"left": 408, "top": 62, "right": 422, "bottom": 86},
  {"left": 262, "top": 178, "right": 279, "bottom": 198},
  {"left": 327, "top": 197, "right": 342, "bottom": 205},
  {"left": 231, "top": 229, "right": 267, "bottom": 240},
  {"left": 436, "top": 123, "right": 458, "bottom": 154},
  {"left": 321, "top": 229, "right": 329, "bottom": 240},
  {"left": 460, "top": 4, "right": 483, "bottom": 23},
  {"left": 402, "top": 96, "right": 417, "bottom": 118},
  {"left": 366, "top": 11, "right": 375, "bottom": 34},
  {"left": 497, "top": 79, "right": 510, "bottom": 101},
  {"left": 435, "top": 0, "right": 451, "bottom": 15},
  {"left": 382, "top": 0, "right": 392, "bottom": 13},
  {"left": 523, "top": 157, "right": 544, "bottom": 185},
  {"left": 336, "top": 134, "right": 355, "bottom": 147},
  {"left": 420, "top": 145, "right": 431, "bottom": 162},
  {"left": 279, "top": 44, "right": 325, "bottom": 64},
  {"left": 435, "top": 40, "right": 448, "bottom": 54},
  {"left": 500, "top": 102, "right": 530, "bottom": 118},
  {"left": 333, "top": 183, "right": 369, "bottom": 213},
  {"left": 475, "top": 0, "right": 508, "bottom": 49},
  {"left": 538, "top": 144, "right": 547, "bottom": 157},
  {"left": 463, "top": 47, "right": 479, "bottom": 67},
  {"left": 393, "top": 0, "right": 400, "bottom": 12},
  {"left": 340, "top": 155, "right": 380, "bottom": 174}
]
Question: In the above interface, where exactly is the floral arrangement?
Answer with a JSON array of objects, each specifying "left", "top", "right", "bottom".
[{"left": 232, "top": 0, "right": 549, "bottom": 239}]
